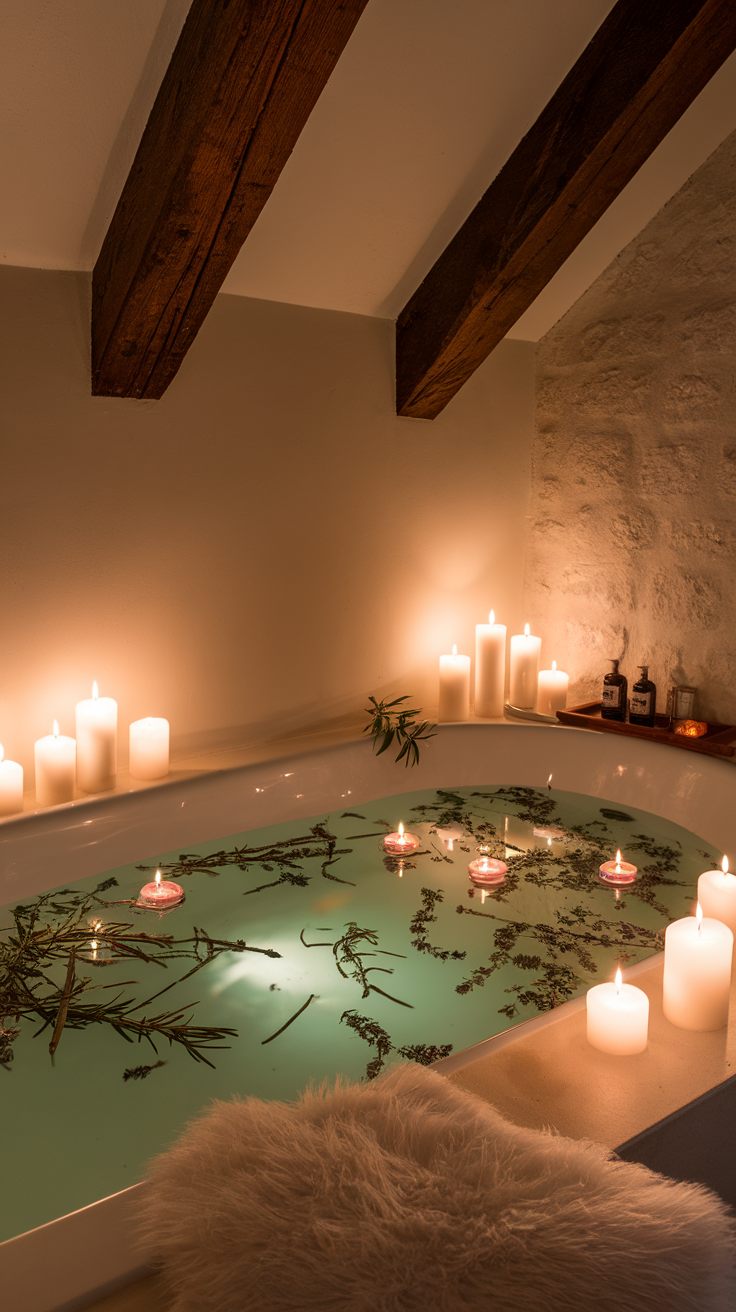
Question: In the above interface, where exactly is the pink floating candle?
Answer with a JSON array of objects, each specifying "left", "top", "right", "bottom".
[
  {"left": 383, "top": 822, "right": 420, "bottom": 856},
  {"left": 468, "top": 856, "right": 508, "bottom": 886},
  {"left": 599, "top": 849, "right": 637, "bottom": 886},
  {"left": 138, "top": 868, "right": 185, "bottom": 909}
]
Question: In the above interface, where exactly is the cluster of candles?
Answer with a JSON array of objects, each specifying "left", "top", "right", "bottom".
[
  {"left": 0, "top": 683, "right": 170, "bottom": 816},
  {"left": 439, "top": 613, "right": 568, "bottom": 721},
  {"left": 383, "top": 820, "right": 736, "bottom": 1054}
]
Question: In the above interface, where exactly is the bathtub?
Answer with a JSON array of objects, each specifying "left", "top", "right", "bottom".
[{"left": 4, "top": 721, "right": 736, "bottom": 1312}]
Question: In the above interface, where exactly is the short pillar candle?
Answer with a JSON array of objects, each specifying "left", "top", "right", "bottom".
[
  {"left": 439, "top": 645, "right": 471, "bottom": 721},
  {"left": 34, "top": 720, "right": 76, "bottom": 806},
  {"left": 663, "top": 903, "right": 733, "bottom": 1031},
  {"left": 76, "top": 682, "right": 117, "bottom": 793},
  {"left": 138, "top": 869, "right": 185, "bottom": 909},
  {"left": 468, "top": 856, "right": 507, "bottom": 886},
  {"left": 383, "top": 823, "right": 420, "bottom": 856},
  {"left": 536, "top": 661, "right": 569, "bottom": 716},
  {"left": 509, "top": 625, "right": 541, "bottom": 710},
  {"left": 474, "top": 611, "right": 506, "bottom": 718},
  {"left": 697, "top": 856, "right": 736, "bottom": 936},
  {"left": 586, "top": 968, "right": 649, "bottom": 1055},
  {"left": 0, "top": 745, "right": 23, "bottom": 816},
  {"left": 129, "top": 717, "right": 170, "bottom": 781}
]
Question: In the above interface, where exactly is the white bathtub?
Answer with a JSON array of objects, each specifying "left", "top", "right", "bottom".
[{"left": 4, "top": 722, "right": 736, "bottom": 1312}]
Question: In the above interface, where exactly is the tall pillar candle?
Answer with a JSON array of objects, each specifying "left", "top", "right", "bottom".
[
  {"left": 509, "top": 624, "right": 541, "bottom": 709},
  {"left": 439, "top": 645, "right": 470, "bottom": 721},
  {"left": 474, "top": 610, "right": 506, "bottom": 717},
  {"left": 697, "top": 857, "right": 736, "bottom": 937},
  {"left": 34, "top": 720, "right": 76, "bottom": 806},
  {"left": 129, "top": 717, "right": 170, "bottom": 781},
  {"left": 663, "top": 904, "right": 733, "bottom": 1031},
  {"left": 76, "top": 682, "right": 117, "bottom": 793},
  {"left": 0, "top": 745, "right": 23, "bottom": 816},
  {"left": 536, "top": 661, "right": 569, "bottom": 715}
]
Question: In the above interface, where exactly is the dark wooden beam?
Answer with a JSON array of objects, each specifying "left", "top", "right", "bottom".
[
  {"left": 396, "top": 0, "right": 736, "bottom": 420},
  {"left": 92, "top": 0, "right": 368, "bottom": 399}
]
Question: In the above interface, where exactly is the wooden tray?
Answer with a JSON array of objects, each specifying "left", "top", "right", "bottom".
[{"left": 555, "top": 702, "right": 736, "bottom": 758}]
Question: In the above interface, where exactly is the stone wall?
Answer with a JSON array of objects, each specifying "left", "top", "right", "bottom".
[{"left": 526, "top": 128, "right": 736, "bottom": 724}]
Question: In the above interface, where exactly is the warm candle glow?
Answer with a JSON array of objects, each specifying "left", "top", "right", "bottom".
[
  {"left": 615, "top": 849, "right": 622, "bottom": 871},
  {"left": 615, "top": 966, "right": 622, "bottom": 992},
  {"left": 92, "top": 681, "right": 98, "bottom": 700},
  {"left": 452, "top": 643, "right": 457, "bottom": 656},
  {"left": 489, "top": 609, "right": 495, "bottom": 625},
  {"left": 52, "top": 719, "right": 59, "bottom": 737},
  {"left": 723, "top": 855, "right": 729, "bottom": 874},
  {"left": 524, "top": 623, "right": 530, "bottom": 637},
  {"left": 547, "top": 773, "right": 552, "bottom": 789},
  {"left": 155, "top": 869, "right": 162, "bottom": 888},
  {"left": 398, "top": 823, "right": 404, "bottom": 838},
  {"left": 0, "top": 745, "right": 4, "bottom": 764},
  {"left": 551, "top": 660, "right": 557, "bottom": 671},
  {"left": 696, "top": 901, "right": 703, "bottom": 930}
]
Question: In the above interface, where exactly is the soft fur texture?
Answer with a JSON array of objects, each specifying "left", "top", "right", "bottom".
[{"left": 140, "top": 1064, "right": 736, "bottom": 1311}]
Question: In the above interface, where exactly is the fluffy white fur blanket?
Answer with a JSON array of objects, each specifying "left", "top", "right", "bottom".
[{"left": 140, "top": 1063, "right": 736, "bottom": 1312}]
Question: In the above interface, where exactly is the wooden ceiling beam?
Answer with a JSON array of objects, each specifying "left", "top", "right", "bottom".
[
  {"left": 92, "top": 0, "right": 368, "bottom": 399},
  {"left": 396, "top": 0, "right": 736, "bottom": 420}
]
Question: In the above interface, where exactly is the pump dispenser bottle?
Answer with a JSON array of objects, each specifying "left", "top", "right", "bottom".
[
  {"left": 601, "top": 659, "right": 627, "bottom": 722},
  {"left": 630, "top": 665, "right": 656, "bottom": 727}
]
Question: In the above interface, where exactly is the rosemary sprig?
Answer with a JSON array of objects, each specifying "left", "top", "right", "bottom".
[{"left": 364, "top": 695, "right": 436, "bottom": 768}]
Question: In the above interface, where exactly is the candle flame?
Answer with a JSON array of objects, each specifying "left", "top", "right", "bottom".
[
  {"left": 696, "top": 901, "right": 703, "bottom": 930},
  {"left": 489, "top": 609, "right": 495, "bottom": 625},
  {"left": 398, "top": 822, "right": 404, "bottom": 838},
  {"left": 547, "top": 837, "right": 552, "bottom": 847},
  {"left": 723, "top": 855, "right": 729, "bottom": 874},
  {"left": 92, "top": 681, "right": 98, "bottom": 700},
  {"left": 524, "top": 623, "right": 530, "bottom": 637},
  {"left": 448, "top": 838, "right": 454, "bottom": 852},
  {"left": 615, "top": 849, "right": 622, "bottom": 871},
  {"left": 452, "top": 644, "right": 457, "bottom": 656},
  {"left": 0, "top": 745, "right": 4, "bottom": 764},
  {"left": 53, "top": 719, "right": 59, "bottom": 737},
  {"left": 552, "top": 660, "right": 557, "bottom": 671},
  {"left": 155, "top": 869, "right": 162, "bottom": 888},
  {"left": 615, "top": 967, "right": 622, "bottom": 992},
  {"left": 547, "top": 773, "right": 552, "bottom": 790}
]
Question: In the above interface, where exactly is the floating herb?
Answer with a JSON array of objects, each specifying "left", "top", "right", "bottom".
[
  {"left": 340, "top": 1009, "right": 453, "bottom": 1080},
  {"left": 123, "top": 1060, "right": 167, "bottom": 1082},
  {"left": 410, "top": 888, "right": 466, "bottom": 962},
  {"left": 364, "top": 695, "right": 436, "bottom": 768},
  {"left": 139, "top": 821, "right": 355, "bottom": 889},
  {"left": 333, "top": 923, "right": 413, "bottom": 1008}
]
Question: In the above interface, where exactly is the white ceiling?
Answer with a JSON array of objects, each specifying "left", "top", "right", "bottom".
[{"left": 3, "top": 0, "right": 736, "bottom": 341}]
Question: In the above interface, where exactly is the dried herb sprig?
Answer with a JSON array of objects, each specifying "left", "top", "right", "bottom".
[
  {"left": 140, "top": 821, "right": 354, "bottom": 889},
  {"left": 333, "top": 922, "right": 413, "bottom": 1008},
  {"left": 364, "top": 695, "right": 436, "bottom": 768},
  {"left": 340, "top": 1009, "right": 452, "bottom": 1080}
]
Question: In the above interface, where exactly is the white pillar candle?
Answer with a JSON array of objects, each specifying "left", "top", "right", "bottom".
[
  {"left": 34, "top": 720, "right": 76, "bottom": 806},
  {"left": 439, "top": 645, "right": 471, "bottom": 721},
  {"left": 697, "top": 856, "right": 736, "bottom": 937},
  {"left": 129, "top": 717, "right": 170, "bottom": 781},
  {"left": 474, "top": 610, "right": 506, "bottom": 717},
  {"left": 586, "top": 968, "right": 649, "bottom": 1055},
  {"left": 75, "top": 681, "right": 117, "bottom": 793},
  {"left": 509, "top": 624, "right": 541, "bottom": 709},
  {"left": 663, "top": 903, "right": 733, "bottom": 1031},
  {"left": 0, "top": 745, "right": 23, "bottom": 816},
  {"left": 536, "top": 661, "right": 569, "bottom": 715}
]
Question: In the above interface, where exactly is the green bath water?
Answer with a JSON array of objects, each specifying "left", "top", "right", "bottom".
[{"left": 0, "top": 784, "right": 718, "bottom": 1241}]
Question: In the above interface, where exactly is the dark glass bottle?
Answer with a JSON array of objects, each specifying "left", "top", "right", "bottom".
[
  {"left": 629, "top": 665, "right": 656, "bottom": 728},
  {"left": 601, "top": 659, "right": 627, "bottom": 721}
]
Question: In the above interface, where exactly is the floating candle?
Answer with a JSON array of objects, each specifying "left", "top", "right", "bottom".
[
  {"left": 697, "top": 856, "right": 736, "bottom": 936},
  {"left": 599, "top": 849, "right": 637, "bottom": 886},
  {"left": 586, "top": 967, "right": 649, "bottom": 1055},
  {"left": 536, "top": 661, "right": 569, "bottom": 716},
  {"left": 439, "top": 645, "right": 471, "bottom": 721},
  {"left": 663, "top": 903, "right": 733, "bottom": 1031},
  {"left": 129, "top": 716, "right": 170, "bottom": 781},
  {"left": 474, "top": 610, "right": 506, "bottom": 718},
  {"left": 76, "top": 682, "right": 117, "bottom": 793},
  {"left": 383, "top": 823, "right": 420, "bottom": 856},
  {"left": 0, "top": 745, "right": 23, "bottom": 816},
  {"left": 509, "top": 624, "right": 541, "bottom": 710},
  {"left": 34, "top": 720, "right": 76, "bottom": 806},
  {"left": 138, "top": 869, "right": 185, "bottom": 909},
  {"left": 468, "top": 856, "right": 508, "bottom": 886}
]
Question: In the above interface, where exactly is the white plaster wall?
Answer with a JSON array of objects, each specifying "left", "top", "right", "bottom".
[
  {"left": 525, "top": 128, "right": 736, "bottom": 723},
  {"left": 0, "top": 267, "right": 534, "bottom": 781}
]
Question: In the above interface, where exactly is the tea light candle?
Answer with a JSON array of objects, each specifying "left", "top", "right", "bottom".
[
  {"left": 0, "top": 745, "right": 23, "bottom": 816},
  {"left": 439, "top": 645, "right": 471, "bottom": 721},
  {"left": 509, "top": 624, "right": 541, "bottom": 709},
  {"left": 129, "top": 717, "right": 170, "bottom": 780},
  {"left": 76, "top": 682, "right": 117, "bottom": 793},
  {"left": 697, "top": 856, "right": 736, "bottom": 936},
  {"left": 663, "top": 903, "right": 733, "bottom": 1031},
  {"left": 599, "top": 850, "right": 637, "bottom": 886},
  {"left": 586, "top": 968, "right": 649, "bottom": 1055},
  {"left": 468, "top": 856, "right": 507, "bottom": 885},
  {"left": 138, "top": 869, "right": 185, "bottom": 909},
  {"left": 383, "top": 823, "right": 420, "bottom": 856},
  {"left": 474, "top": 610, "right": 506, "bottom": 717},
  {"left": 536, "top": 661, "right": 569, "bottom": 715},
  {"left": 34, "top": 720, "right": 76, "bottom": 806}
]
